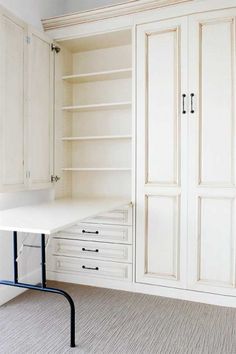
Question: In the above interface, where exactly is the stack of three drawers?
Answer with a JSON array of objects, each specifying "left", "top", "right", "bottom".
[{"left": 48, "top": 204, "right": 133, "bottom": 284}]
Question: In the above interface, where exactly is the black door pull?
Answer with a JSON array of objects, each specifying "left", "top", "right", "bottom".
[
  {"left": 190, "top": 93, "right": 195, "bottom": 113},
  {"left": 82, "top": 230, "right": 99, "bottom": 235},
  {"left": 182, "top": 94, "right": 186, "bottom": 114},
  {"left": 82, "top": 265, "right": 99, "bottom": 271},
  {"left": 82, "top": 248, "right": 99, "bottom": 253}
]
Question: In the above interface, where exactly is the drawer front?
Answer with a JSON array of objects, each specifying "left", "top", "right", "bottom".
[
  {"left": 50, "top": 256, "right": 132, "bottom": 282},
  {"left": 56, "top": 223, "right": 132, "bottom": 244},
  {"left": 51, "top": 238, "right": 132, "bottom": 263},
  {"left": 83, "top": 205, "right": 132, "bottom": 226}
]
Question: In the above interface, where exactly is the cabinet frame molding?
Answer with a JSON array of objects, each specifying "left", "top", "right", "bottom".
[{"left": 42, "top": 0, "right": 192, "bottom": 31}]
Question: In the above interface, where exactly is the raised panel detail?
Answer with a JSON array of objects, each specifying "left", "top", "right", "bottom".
[
  {"left": 197, "top": 197, "right": 235, "bottom": 286},
  {"left": 199, "top": 19, "right": 235, "bottom": 186},
  {"left": 145, "top": 195, "right": 179, "bottom": 279},
  {"left": 146, "top": 28, "right": 179, "bottom": 185},
  {"left": 1, "top": 16, "right": 25, "bottom": 186},
  {"left": 28, "top": 32, "right": 52, "bottom": 185}
]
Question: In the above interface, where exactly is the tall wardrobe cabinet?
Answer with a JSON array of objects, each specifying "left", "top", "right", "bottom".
[{"left": 136, "top": 7, "right": 236, "bottom": 297}]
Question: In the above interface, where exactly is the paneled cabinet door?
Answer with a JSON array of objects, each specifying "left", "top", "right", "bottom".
[
  {"left": 188, "top": 9, "right": 236, "bottom": 296},
  {"left": 0, "top": 11, "right": 27, "bottom": 192},
  {"left": 27, "top": 28, "right": 54, "bottom": 189},
  {"left": 136, "top": 17, "right": 188, "bottom": 288}
]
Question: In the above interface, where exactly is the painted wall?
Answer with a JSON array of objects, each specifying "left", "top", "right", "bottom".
[{"left": 0, "top": 0, "right": 64, "bottom": 29}]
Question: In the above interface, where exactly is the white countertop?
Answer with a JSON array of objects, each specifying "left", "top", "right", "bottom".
[{"left": 0, "top": 198, "right": 131, "bottom": 235}]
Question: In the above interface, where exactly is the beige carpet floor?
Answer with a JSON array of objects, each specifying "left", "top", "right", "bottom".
[{"left": 0, "top": 281, "right": 235, "bottom": 354}]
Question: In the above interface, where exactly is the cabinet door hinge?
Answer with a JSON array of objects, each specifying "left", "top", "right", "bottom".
[
  {"left": 26, "top": 36, "right": 31, "bottom": 44},
  {"left": 51, "top": 43, "right": 61, "bottom": 53},
  {"left": 51, "top": 175, "right": 61, "bottom": 183}
]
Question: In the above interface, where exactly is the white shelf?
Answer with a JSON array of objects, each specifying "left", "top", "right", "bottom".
[
  {"left": 62, "top": 101, "right": 131, "bottom": 112},
  {"left": 62, "top": 135, "right": 132, "bottom": 141},
  {"left": 62, "top": 68, "right": 132, "bottom": 83},
  {"left": 58, "top": 29, "right": 131, "bottom": 53},
  {"left": 62, "top": 168, "right": 132, "bottom": 171}
]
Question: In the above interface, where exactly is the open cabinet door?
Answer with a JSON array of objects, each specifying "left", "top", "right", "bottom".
[
  {"left": 0, "top": 10, "right": 28, "bottom": 192},
  {"left": 27, "top": 27, "right": 54, "bottom": 189}
]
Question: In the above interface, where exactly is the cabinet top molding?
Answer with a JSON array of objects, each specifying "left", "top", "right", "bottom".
[{"left": 42, "top": 0, "right": 192, "bottom": 31}]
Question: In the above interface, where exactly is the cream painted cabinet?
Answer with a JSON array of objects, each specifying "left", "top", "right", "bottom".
[
  {"left": 136, "top": 8, "right": 236, "bottom": 296},
  {"left": 0, "top": 8, "right": 54, "bottom": 192},
  {"left": 187, "top": 9, "right": 236, "bottom": 297},
  {"left": 136, "top": 17, "right": 188, "bottom": 288},
  {"left": 27, "top": 28, "right": 54, "bottom": 189},
  {"left": 0, "top": 11, "right": 27, "bottom": 191},
  {"left": 47, "top": 29, "right": 134, "bottom": 284}
]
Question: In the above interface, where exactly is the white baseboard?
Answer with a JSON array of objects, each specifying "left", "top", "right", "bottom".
[
  {"left": 0, "top": 269, "right": 40, "bottom": 306},
  {"left": 47, "top": 271, "right": 236, "bottom": 308},
  {"left": 1, "top": 269, "right": 235, "bottom": 308}
]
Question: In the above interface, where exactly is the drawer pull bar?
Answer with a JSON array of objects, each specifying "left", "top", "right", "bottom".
[
  {"left": 82, "top": 248, "right": 99, "bottom": 253},
  {"left": 82, "top": 265, "right": 99, "bottom": 271},
  {"left": 82, "top": 230, "right": 99, "bottom": 235}
]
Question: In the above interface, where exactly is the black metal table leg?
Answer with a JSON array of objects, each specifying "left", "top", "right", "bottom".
[
  {"left": 41, "top": 234, "right": 46, "bottom": 288},
  {"left": 40, "top": 233, "right": 75, "bottom": 348},
  {"left": 0, "top": 231, "right": 76, "bottom": 348},
  {"left": 13, "top": 231, "right": 18, "bottom": 283}
]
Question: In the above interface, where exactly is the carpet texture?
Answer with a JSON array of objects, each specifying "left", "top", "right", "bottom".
[{"left": 0, "top": 281, "right": 235, "bottom": 354}]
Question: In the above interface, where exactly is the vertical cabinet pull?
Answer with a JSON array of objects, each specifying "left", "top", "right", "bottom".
[
  {"left": 182, "top": 94, "right": 186, "bottom": 114},
  {"left": 190, "top": 93, "right": 195, "bottom": 114}
]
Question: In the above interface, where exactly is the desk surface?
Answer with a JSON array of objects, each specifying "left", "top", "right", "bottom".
[{"left": 0, "top": 198, "right": 130, "bottom": 235}]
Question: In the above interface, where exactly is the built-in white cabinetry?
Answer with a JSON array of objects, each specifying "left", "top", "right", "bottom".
[
  {"left": 54, "top": 30, "right": 133, "bottom": 200},
  {"left": 48, "top": 204, "right": 133, "bottom": 283},
  {"left": 0, "top": 8, "right": 53, "bottom": 192},
  {"left": 43, "top": 1, "right": 236, "bottom": 303},
  {"left": 47, "top": 29, "right": 134, "bottom": 285},
  {"left": 187, "top": 9, "right": 236, "bottom": 297},
  {"left": 136, "top": 7, "right": 236, "bottom": 297},
  {"left": 136, "top": 17, "right": 188, "bottom": 289},
  {"left": 1, "top": 0, "right": 236, "bottom": 305}
]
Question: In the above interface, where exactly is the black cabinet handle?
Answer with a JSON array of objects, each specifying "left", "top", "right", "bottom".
[
  {"left": 82, "top": 230, "right": 99, "bottom": 235},
  {"left": 182, "top": 94, "right": 186, "bottom": 114},
  {"left": 82, "top": 265, "right": 99, "bottom": 271},
  {"left": 82, "top": 248, "right": 99, "bottom": 253},
  {"left": 190, "top": 93, "right": 195, "bottom": 114}
]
